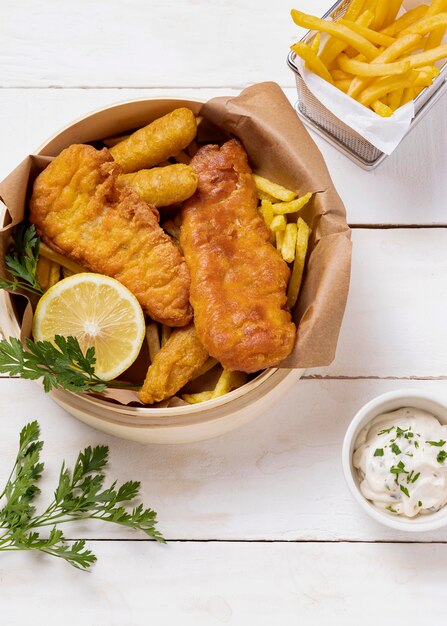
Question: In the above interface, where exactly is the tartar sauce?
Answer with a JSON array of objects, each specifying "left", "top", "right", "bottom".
[{"left": 353, "top": 407, "right": 447, "bottom": 518}]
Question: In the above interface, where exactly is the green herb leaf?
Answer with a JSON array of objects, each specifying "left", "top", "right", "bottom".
[
  {"left": 437, "top": 451, "right": 447, "bottom": 464},
  {"left": 378, "top": 426, "right": 394, "bottom": 436},
  {"left": 418, "top": 501, "right": 422, "bottom": 507},
  {"left": 386, "top": 505, "right": 398, "bottom": 513},
  {"left": 400, "top": 485, "right": 410, "bottom": 498},
  {"left": 391, "top": 443, "right": 401, "bottom": 455},
  {"left": 0, "top": 224, "right": 43, "bottom": 296},
  {"left": 0, "top": 422, "right": 164, "bottom": 571},
  {"left": 426, "top": 440, "right": 446, "bottom": 447},
  {"left": 374, "top": 448, "right": 384, "bottom": 457}
]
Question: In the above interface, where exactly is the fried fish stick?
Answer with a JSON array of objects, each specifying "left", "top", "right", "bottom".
[
  {"left": 119, "top": 164, "right": 198, "bottom": 207},
  {"left": 30, "top": 144, "right": 192, "bottom": 327},
  {"left": 181, "top": 140, "right": 296, "bottom": 373},
  {"left": 139, "top": 323, "right": 209, "bottom": 404},
  {"left": 110, "top": 108, "right": 197, "bottom": 173}
]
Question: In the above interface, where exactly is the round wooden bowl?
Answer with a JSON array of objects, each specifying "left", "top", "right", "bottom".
[{"left": 0, "top": 98, "right": 304, "bottom": 444}]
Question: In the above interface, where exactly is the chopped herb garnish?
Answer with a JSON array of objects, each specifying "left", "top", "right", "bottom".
[
  {"left": 426, "top": 440, "right": 446, "bottom": 447},
  {"left": 391, "top": 443, "right": 401, "bottom": 455},
  {"left": 407, "top": 470, "right": 414, "bottom": 483},
  {"left": 374, "top": 448, "right": 384, "bottom": 457},
  {"left": 437, "top": 451, "right": 447, "bottom": 464},
  {"left": 378, "top": 426, "right": 394, "bottom": 436},
  {"left": 418, "top": 501, "right": 422, "bottom": 507},
  {"left": 411, "top": 472, "right": 420, "bottom": 483},
  {"left": 386, "top": 505, "right": 398, "bottom": 513},
  {"left": 414, "top": 440, "right": 419, "bottom": 449},
  {"left": 400, "top": 484, "right": 410, "bottom": 498}
]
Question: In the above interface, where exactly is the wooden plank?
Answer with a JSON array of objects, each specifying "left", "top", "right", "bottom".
[
  {"left": 2, "top": 378, "right": 447, "bottom": 542},
  {"left": 0, "top": 88, "right": 446, "bottom": 226},
  {"left": 0, "top": 540, "right": 445, "bottom": 624},
  {"left": 0, "top": 0, "right": 322, "bottom": 88}
]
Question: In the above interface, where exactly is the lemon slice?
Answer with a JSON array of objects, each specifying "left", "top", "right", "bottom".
[{"left": 32, "top": 273, "right": 145, "bottom": 381}]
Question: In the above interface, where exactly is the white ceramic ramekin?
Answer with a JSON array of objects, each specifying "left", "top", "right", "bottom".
[{"left": 342, "top": 389, "right": 447, "bottom": 532}]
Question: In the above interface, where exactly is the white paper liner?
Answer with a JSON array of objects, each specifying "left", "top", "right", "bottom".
[{"left": 296, "top": 59, "right": 415, "bottom": 155}]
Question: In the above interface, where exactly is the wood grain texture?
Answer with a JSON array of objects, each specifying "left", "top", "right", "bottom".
[
  {"left": 1, "top": 541, "right": 446, "bottom": 625},
  {"left": 2, "top": 378, "right": 447, "bottom": 542}
]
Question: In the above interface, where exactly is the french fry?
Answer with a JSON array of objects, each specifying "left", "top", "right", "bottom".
[
  {"left": 337, "top": 53, "right": 410, "bottom": 76},
  {"left": 425, "top": 26, "right": 447, "bottom": 50},
  {"left": 287, "top": 218, "right": 311, "bottom": 309},
  {"left": 344, "top": 0, "right": 367, "bottom": 21},
  {"left": 256, "top": 188, "right": 278, "bottom": 203},
  {"left": 426, "top": 0, "right": 447, "bottom": 16},
  {"left": 161, "top": 325, "right": 172, "bottom": 346},
  {"left": 380, "top": 5, "right": 429, "bottom": 36},
  {"left": 182, "top": 391, "right": 215, "bottom": 404},
  {"left": 401, "top": 87, "right": 416, "bottom": 105},
  {"left": 212, "top": 369, "right": 247, "bottom": 398},
  {"left": 276, "top": 230, "right": 285, "bottom": 251},
  {"left": 281, "top": 223, "right": 298, "bottom": 263},
  {"left": 320, "top": 9, "right": 374, "bottom": 67},
  {"left": 191, "top": 357, "right": 219, "bottom": 380},
  {"left": 291, "top": 10, "right": 379, "bottom": 60},
  {"left": 62, "top": 267, "right": 75, "bottom": 279},
  {"left": 48, "top": 262, "right": 60, "bottom": 288},
  {"left": 383, "top": 0, "right": 404, "bottom": 29},
  {"left": 348, "top": 34, "right": 421, "bottom": 97},
  {"left": 272, "top": 192, "right": 312, "bottom": 215},
  {"left": 311, "top": 32, "right": 321, "bottom": 54},
  {"left": 334, "top": 79, "right": 352, "bottom": 93},
  {"left": 337, "top": 19, "right": 396, "bottom": 46},
  {"left": 145, "top": 322, "right": 161, "bottom": 363},
  {"left": 388, "top": 87, "right": 404, "bottom": 110},
  {"left": 290, "top": 42, "right": 334, "bottom": 83},
  {"left": 371, "top": 100, "right": 393, "bottom": 117},
  {"left": 259, "top": 199, "right": 274, "bottom": 227},
  {"left": 358, "top": 70, "right": 432, "bottom": 107},
  {"left": 400, "top": 43, "right": 447, "bottom": 67},
  {"left": 39, "top": 242, "right": 86, "bottom": 275},
  {"left": 270, "top": 215, "right": 287, "bottom": 232},
  {"left": 331, "top": 69, "right": 353, "bottom": 80},
  {"left": 252, "top": 174, "right": 296, "bottom": 202},
  {"left": 403, "top": 13, "right": 447, "bottom": 36},
  {"left": 370, "top": 0, "right": 390, "bottom": 31},
  {"left": 36, "top": 256, "right": 52, "bottom": 291}
]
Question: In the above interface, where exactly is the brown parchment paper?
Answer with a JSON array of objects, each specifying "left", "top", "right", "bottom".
[{"left": 0, "top": 81, "right": 351, "bottom": 405}]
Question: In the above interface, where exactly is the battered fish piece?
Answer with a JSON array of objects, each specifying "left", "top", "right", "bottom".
[
  {"left": 139, "top": 323, "right": 209, "bottom": 404},
  {"left": 180, "top": 139, "right": 296, "bottom": 373},
  {"left": 30, "top": 144, "right": 192, "bottom": 327},
  {"left": 119, "top": 164, "right": 198, "bottom": 207},
  {"left": 110, "top": 108, "right": 197, "bottom": 173}
]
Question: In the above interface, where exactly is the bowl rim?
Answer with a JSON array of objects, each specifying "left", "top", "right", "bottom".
[{"left": 342, "top": 389, "right": 447, "bottom": 532}]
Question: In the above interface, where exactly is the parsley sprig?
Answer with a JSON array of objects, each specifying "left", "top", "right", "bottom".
[
  {"left": 0, "top": 224, "right": 43, "bottom": 296},
  {"left": 0, "top": 421, "right": 164, "bottom": 570},
  {"left": 0, "top": 335, "right": 136, "bottom": 393}
]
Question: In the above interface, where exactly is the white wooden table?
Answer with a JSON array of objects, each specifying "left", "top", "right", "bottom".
[{"left": 1, "top": 1, "right": 447, "bottom": 623}]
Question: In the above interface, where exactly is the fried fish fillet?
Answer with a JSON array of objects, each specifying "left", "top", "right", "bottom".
[
  {"left": 139, "top": 323, "right": 209, "bottom": 404},
  {"left": 180, "top": 139, "right": 296, "bottom": 373},
  {"left": 30, "top": 144, "right": 192, "bottom": 327}
]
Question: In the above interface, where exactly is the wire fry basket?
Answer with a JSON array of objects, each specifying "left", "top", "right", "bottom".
[{"left": 287, "top": 0, "right": 447, "bottom": 169}]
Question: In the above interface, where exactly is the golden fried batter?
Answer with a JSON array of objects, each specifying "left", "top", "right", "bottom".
[
  {"left": 180, "top": 139, "right": 296, "bottom": 373},
  {"left": 30, "top": 144, "right": 192, "bottom": 327},
  {"left": 139, "top": 323, "right": 209, "bottom": 404},
  {"left": 110, "top": 108, "right": 197, "bottom": 173},
  {"left": 119, "top": 164, "right": 198, "bottom": 207}
]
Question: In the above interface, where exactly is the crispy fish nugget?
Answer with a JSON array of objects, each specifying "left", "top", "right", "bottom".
[
  {"left": 119, "top": 164, "right": 198, "bottom": 207},
  {"left": 110, "top": 108, "right": 197, "bottom": 173},
  {"left": 30, "top": 144, "right": 192, "bottom": 327},
  {"left": 181, "top": 139, "right": 296, "bottom": 373},
  {"left": 139, "top": 323, "right": 209, "bottom": 404}
]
